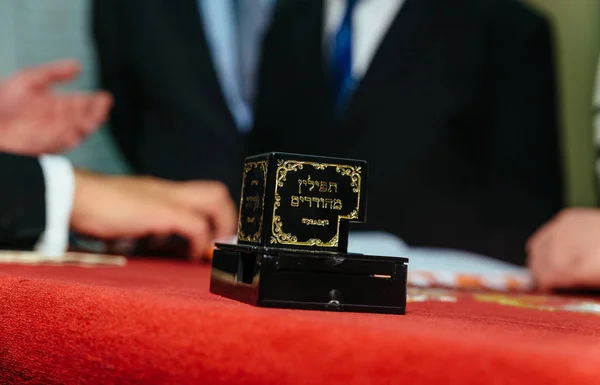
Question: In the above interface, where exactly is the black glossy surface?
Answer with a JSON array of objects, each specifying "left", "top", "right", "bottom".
[
  {"left": 212, "top": 152, "right": 408, "bottom": 314},
  {"left": 238, "top": 152, "right": 367, "bottom": 253},
  {"left": 210, "top": 244, "right": 408, "bottom": 315}
]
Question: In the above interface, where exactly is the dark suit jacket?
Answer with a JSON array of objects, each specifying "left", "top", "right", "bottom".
[
  {"left": 0, "top": 153, "right": 46, "bottom": 250},
  {"left": 92, "top": 0, "right": 245, "bottom": 200},
  {"left": 249, "top": 0, "right": 564, "bottom": 265}
]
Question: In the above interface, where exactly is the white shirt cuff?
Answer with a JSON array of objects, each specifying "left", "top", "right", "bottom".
[{"left": 34, "top": 155, "right": 75, "bottom": 257}]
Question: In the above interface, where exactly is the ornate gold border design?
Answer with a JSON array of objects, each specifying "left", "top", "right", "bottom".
[
  {"left": 238, "top": 160, "right": 268, "bottom": 243},
  {"left": 270, "top": 160, "right": 361, "bottom": 247}
]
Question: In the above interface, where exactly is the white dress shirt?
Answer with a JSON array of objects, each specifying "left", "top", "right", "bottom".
[
  {"left": 324, "top": 0, "right": 406, "bottom": 81},
  {"left": 33, "top": 155, "right": 75, "bottom": 257},
  {"left": 198, "top": 0, "right": 275, "bottom": 133}
]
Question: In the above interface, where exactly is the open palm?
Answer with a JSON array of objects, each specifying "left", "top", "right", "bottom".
[{"left": 0, "top": 59, "right": 112, "bottom": 155}]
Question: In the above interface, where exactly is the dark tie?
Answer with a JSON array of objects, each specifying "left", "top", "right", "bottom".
[{"left": 331, "top": 0, "right": 358, "bottom": 113}]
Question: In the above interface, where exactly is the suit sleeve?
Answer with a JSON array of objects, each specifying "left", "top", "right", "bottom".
[
  {"left": 0, "top": 153, "right": 46, "bottom": 250},
  {"left": 484, "top": 6, "right": 564, "bottom": 257},
  {"left": 92, "top": 0, "right": 141, "bottom": 172}
]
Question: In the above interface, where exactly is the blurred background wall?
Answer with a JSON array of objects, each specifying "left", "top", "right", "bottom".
[
  {"left": 0, "top": 0, "right": 598, "bottom": 206},
  {"left": 0, "top": 0, "right": 129, "bottom": 175},
  {"left": 525, "top": 0, "right": 600, "bottom": 207}
]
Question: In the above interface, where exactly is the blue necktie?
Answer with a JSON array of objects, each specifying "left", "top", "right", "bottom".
[{"left": 331, "top": 0, "right": 358, "bottom": 113}]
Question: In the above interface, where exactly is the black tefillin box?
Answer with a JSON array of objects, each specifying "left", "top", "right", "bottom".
[{"left": 209, "top": 152, "right": 408, "bottom": 314}]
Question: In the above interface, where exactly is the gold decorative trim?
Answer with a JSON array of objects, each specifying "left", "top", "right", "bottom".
[
  {"left": 238, "top": 160, "right": 268, "bottom": 243},
  {"left": 270, "top": 160, "right": 361, "bottom": 247}
]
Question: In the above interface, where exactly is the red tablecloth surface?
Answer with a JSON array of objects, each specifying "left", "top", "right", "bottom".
[{"left": 1, "top": 259, "right": 599, "bottom": 385}]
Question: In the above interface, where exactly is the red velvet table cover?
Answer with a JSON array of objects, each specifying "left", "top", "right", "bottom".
[{"left": 1, "top": 259, "right": 599, "bottom": 385}]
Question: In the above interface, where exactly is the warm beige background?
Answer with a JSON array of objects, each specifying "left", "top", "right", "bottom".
[{"left": 526, "top": 0, "right": 600, "bottom": 207}]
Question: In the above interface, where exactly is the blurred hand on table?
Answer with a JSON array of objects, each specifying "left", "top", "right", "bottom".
[
  {"left": 70, "top": 171, "right": 237, "bottom": 261},
  {"left": 527, "top": 208, "right": 600, "bottom": 291},
  {"left": 0, "top": 59, "right": 112, "bottom": 155}
]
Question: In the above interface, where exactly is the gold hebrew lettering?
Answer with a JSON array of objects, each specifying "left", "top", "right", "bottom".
[
  {"left": 293, "top": 196, "right": 345, "bottom": 211},
  {"left": 319, "top": 182, "right": 328, "bottom": 192},
  {"left": 253, "top": 196, "right": 260, "bottom": 209},
  {"left": 245, "top": 195, "right": 260, "bottom": 210},
  {"left": 306, "top": 197, "right": 312, "bottom": 208},
  {"left": 333, "top": 199, "right": 342, "bottom": 210},
  {"left": 301, "top": 218, "right": 330, "bottom": 226},
  {"left": 329, "top": 183, "right": 338, "bottom": 193}
]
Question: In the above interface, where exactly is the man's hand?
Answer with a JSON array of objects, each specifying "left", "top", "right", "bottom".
[
  {"left": 0, "top": 59, "right": 112, "bottom": 155},
  {"left": 70, "top": 171, "right": 237, "bottom": 260},
  {"left": 527, "top": 208, "right": 600, "bottom": 291}
]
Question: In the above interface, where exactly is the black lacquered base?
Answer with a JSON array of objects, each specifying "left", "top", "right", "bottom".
[{"left": 209, "top": 243, "right": 408, "bottom": 315}]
